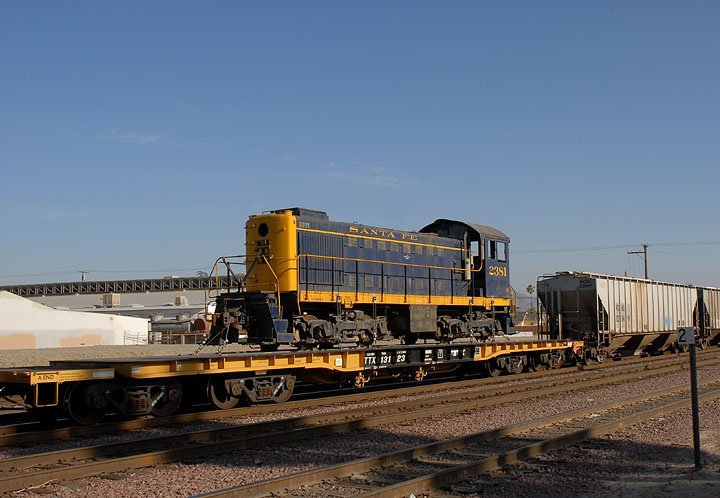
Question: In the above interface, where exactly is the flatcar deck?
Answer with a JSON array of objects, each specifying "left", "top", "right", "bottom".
[
  {"left": 2, "top": 339, "right": 580, "bottom": 383},
  {"left": 0, "top": 365, "right": 115, "bottom": 384},
  {"left": 0, "top": 339, "right": 582, "bottom": 423}
]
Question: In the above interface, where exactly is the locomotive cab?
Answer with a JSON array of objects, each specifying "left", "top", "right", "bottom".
[{"left": 419, "top": 219, "right": 511, "bottom": 301}]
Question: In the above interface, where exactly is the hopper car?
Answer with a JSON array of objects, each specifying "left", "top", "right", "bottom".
[{"left": 537, "top": 272, "right": 720, "bottom": 360}]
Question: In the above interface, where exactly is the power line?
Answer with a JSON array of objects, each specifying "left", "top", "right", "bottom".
[
  {"left": 515, "top": 241, "right": 720, "bottom": 254},
  {"left": 627, "top": 244, "right": 648, "bottom": 279},
  {"left": 513, "top": 244, "right": 630, "bottom": 254},
  {"left": 0, "top": 271, "right": 79, "bottom": 278},
  {"left": 0, "top": 268, "right": 207, "bottom": 279},
  {"left": 651, "top": 241, "right": 720, "bottom": 247}
]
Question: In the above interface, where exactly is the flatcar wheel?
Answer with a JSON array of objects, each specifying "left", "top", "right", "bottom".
[
  {"left": 530, "top": 356, "right": 546, "bottom": 372},
  {"left": 271, "top": 376, "right": 295, "bottom": 403},
  {"left": 150, "top": 381, "right": 183, "bottom": 417},
  {"left": 64, "top": 383, "right": 105, "bottom": 426},
  {"left": 208, "top": 378, "right": 239, "bottom": 410},
  {"left": 485, "top": 359, "right": 501, "bottom": 377},
  {"left": 27, "top": 406, "right": 61, "bottom": 424}
]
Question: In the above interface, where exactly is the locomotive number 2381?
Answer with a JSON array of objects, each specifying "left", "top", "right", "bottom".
[{"left": 488, "top": 266, "right": 508, "bottom": 277}]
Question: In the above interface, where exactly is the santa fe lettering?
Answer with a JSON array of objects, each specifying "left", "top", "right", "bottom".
[{"left": 348, "top": 226, "right": 417, "bottom": 241}]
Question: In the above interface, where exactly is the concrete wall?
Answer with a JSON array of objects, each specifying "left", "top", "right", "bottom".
[{"left": 0, "top": 291, "right": 149, "bottom": 349}]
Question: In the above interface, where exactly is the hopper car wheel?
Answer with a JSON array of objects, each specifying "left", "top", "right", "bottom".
[
  {"left": 64, "top": 383, "right": 105, "bottom": 426},
  {"left": 208, "top": 378, "right": 240, "bottom": 410},
  {"left": 272, "top": 376, "right": 295, "bottom": 403},
  {"left": 699, "top": 338, "right": 709, "bottom": 350},
  {"left": 150, "top": 381, "right": 183, "bottom": 417}
]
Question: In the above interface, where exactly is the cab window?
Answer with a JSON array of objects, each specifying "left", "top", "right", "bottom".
[
  {"left": 489, "top": 240, "right": 507, "bottom": 262},
  {"left": 497, "top": 241, "right": 507, "bottom": 262}
]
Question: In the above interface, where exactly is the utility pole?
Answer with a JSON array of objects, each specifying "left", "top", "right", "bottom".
[{"left": 628, "top": 244, "right": 648, "bottom": 279}]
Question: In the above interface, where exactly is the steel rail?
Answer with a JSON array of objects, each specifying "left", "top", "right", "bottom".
[
  {"left": 1, "top": 349, "right": 715, "bottom": 448},
  {"left": 0, "top": 357, "right": 717, "bottom": 493},
  {"left": 359, "top": 383, "right": 720, "bottom": 498},
  {"left": 193, "top": 376, "right": 720, "bottom": 498},
  {"left": 2, "top": 353, "right": 716, "bottom": 471}
]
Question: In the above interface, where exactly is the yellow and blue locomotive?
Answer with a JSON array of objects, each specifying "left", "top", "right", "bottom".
[{"left": 209, "top": 208, "right": 515, "bottom": 349}]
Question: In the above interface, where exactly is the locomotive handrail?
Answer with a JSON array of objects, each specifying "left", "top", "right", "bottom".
[
  {"left": 296, "top": 253, "right": 487, "bottom": 273},
  {"left": 296, "top": 253, "right": 509, "bottom": 303},
  {"left": 260, "top": 253, "right": 282, "bottom": 316},
  {"left": 208, "top": 255, "right": 247, "bottom": 298}
]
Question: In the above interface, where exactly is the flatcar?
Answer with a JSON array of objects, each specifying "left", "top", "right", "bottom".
[
  {"left": 0, "top": 338, "right": 580, "bottom": 424},
  {"left": 207, "top": 208, "right": 516, "bottom": 350},
  {"left": 537, "top": 272, "right": 720, "bottom": 360}
]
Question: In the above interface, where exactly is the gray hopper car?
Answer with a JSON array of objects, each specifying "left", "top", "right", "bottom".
[{"left": 537, "top": 272, "right": 720, "bottom": 360}]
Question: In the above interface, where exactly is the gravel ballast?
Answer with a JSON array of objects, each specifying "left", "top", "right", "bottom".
[{"left": 3, "top": 347, "right": 720, "bottom": 497}]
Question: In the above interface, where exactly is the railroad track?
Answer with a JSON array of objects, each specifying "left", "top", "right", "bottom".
[
  {"left": 193, "top": 376, "right": 720, "bottom": 498},
  {"left": 1, "top": 349, "right": 716, "bottom": 449},
  {"left": 1, "top": 353, "right": 718, "bottom": 494}
]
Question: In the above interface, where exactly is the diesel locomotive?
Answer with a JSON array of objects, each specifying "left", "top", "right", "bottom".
[{"left": 208, "top": 208, "right": 516, "bottom": 350}]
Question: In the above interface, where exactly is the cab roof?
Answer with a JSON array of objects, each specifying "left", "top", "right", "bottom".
[{"left": 420, "top": 219, "right": 509, "bottom": 242}]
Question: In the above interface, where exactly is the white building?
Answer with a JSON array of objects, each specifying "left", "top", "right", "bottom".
[{"left": 0, "top": 291, "right": 149, "bottom": 349}]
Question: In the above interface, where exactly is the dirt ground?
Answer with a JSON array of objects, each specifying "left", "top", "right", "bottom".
[
  {"left": 604, "top": 427, "right": 720, "bottom": 498},
  {"left": 478, "top": 398, "right": 720, "bottom": 498}
]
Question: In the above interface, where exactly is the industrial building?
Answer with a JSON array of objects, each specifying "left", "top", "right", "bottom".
[{"left": 0, "top": 276, "right": 233, "bottom": 347}]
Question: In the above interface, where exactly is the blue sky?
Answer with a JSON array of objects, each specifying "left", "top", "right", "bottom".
[{"left": 1, "top": 1, "right": 719, "bottom": 297}]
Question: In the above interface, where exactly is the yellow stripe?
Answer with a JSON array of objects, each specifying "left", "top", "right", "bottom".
[
  {"left": 300, "top": 290, "right": 510, "bottom": 308},
  {"left": 297, "top": 227, "right": 463, "bottom": 251}
]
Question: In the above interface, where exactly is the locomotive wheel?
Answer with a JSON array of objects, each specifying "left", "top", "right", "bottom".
[
  {"left": 403, "top": 334, "right": 418, "bottom": 345},
  {"left": 150, "top": 381, "right": 183, "bottom": 417},
  {"left": 64, "top": 383, "right": 105, "bottom": 426},
  {"left": 356, "top": 330, "right": 374, "bottom": 348},
  {"left": 208, "top": 378, "right": 240, "bottom": 410},
  {"left": 271, "top": 376, "right": 295, "bottom": 403}
]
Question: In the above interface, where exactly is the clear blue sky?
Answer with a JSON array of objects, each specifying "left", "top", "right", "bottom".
[{"left": 2, "top": 1, "right": 719, "bottom": 297}]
